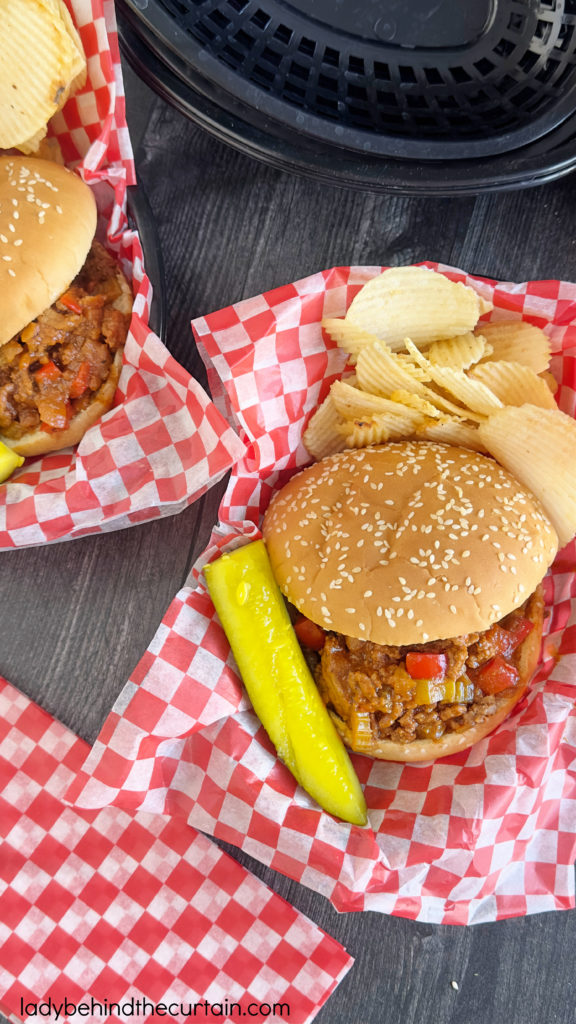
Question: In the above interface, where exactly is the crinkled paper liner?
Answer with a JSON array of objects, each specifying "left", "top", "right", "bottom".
[
  {"left": 0, "top": 678, "right": 353, "bottom": 1024},
  {"left": 0, "top": 0, "right": 245, "bottom": 548},
  {"left": 66, "top": 264, "right": 576, "bottom": 925}
]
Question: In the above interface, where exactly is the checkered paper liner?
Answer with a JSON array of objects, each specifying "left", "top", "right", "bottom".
[
  {"left": 0, "top": 678, "right": 353, "bottom": 1024},
  {"left": 67, "top": 264, "right": 576, "bottom": 925},
  {"left": 0, "top": 0, "right": 245, "bottom": 548}
]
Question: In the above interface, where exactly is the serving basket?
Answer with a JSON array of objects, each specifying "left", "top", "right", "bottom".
[{"left": 117, "top": 0, "right": 576, "bottom": 195}]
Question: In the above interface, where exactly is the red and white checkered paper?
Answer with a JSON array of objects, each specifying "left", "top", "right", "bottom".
[
  {"left": 0, "top": 678, "right": 353, "bottom": 1023},
  {"left": 66, "top": 264, "right": 576, "bottom": 925},
  {"left": 0, "top": 0, "right": 245, "bottom": 548}
]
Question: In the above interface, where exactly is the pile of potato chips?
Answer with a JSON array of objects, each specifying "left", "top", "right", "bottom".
[
  {"left": 0, "top": 0, "right": 86, "bottom": 154},
  {"left": 304, "top": 265, "right": 576, "bottom": 548}
]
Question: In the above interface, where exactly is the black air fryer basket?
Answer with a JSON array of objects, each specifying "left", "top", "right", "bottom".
[{"left": 118, "top": 0, "right": 576, "bottom": 194}]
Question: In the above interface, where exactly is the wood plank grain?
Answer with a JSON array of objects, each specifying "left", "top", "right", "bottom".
[{"left": 0, "top": 479, "right": 227, "bottom": 743}]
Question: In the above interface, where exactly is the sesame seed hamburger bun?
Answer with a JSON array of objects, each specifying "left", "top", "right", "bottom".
[
  {"left": 0, "top": 157, "right": 97, "bottom": 346},
  {"left": 0, "top": 157, "right": 132, "bottom": 457},
  {"left": 262, "top": 442, "right": 557, "bottom": 761},
  {"left": 263, "top": 443, "right": 557, "bottom": 644}
]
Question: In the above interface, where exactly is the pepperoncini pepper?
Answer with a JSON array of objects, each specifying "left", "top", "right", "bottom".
[
  {"left": 0, "top": 439, "right": 24, "bottom": 483},
  {"left": 204, "top": 539, "right": 367, "bottom": 826}
]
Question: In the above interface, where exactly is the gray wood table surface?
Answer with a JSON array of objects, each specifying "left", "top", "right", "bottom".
[{"left": 2, "top": 60, "right": 576, "bottom": 1024}]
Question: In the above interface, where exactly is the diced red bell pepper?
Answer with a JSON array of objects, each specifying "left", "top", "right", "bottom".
[
  {"left": 293, "top": 615, "right": 326, "bottom": 652},
  {"left": 59, "top": 290, "right": 83, "bottom": 315},
  {"left": 406, "top": 651, "right": 447, "bottom": 682},
  {"left": 69, "top": 361, "right": 91, "bottom": 398},
  {"left": 506, "top": 617, "right": 534, "bottom": 651},
  {"left": 486, "top": 618, "right": 534, "bottom": 658},
  {"left": 477, "top": 655, "right": 520, "bottom": 695},
  {"left": 35, "top": 360, "right": 62, "bottom": 384}
]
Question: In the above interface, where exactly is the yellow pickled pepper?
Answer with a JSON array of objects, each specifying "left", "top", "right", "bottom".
[
  {"left": 0, "top": 439, "right": 23, "bottom": 483},
  {"left": 205, "top": 539, "right": 368, "bottom": 826}
]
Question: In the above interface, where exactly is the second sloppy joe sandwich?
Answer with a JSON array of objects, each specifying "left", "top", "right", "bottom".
[
  {"left": 262, "top": 442, "right": 558, "bottom": 762},
  {"left": 0, "top": 156, "right": 132, "bottom": 456}
]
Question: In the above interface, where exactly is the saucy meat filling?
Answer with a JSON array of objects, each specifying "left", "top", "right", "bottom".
[
  {"left": 294, "top": 587, "right": 543, "bottom": 747},
  {"left": 0, "top": 241, "right": 129, "bottom": 438}
]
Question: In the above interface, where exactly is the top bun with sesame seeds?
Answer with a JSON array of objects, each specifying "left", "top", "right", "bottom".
[
  {"left": 262, "top": 442, "right": 558, "bottom": 646},
  {"left": 0, "top": 156, "right": 97, "bottom": 347}
]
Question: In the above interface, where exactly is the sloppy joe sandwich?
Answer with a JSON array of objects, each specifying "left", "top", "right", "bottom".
[
  {"left": 0, "top": 156, "right": 132, "bottom": 456},
  {"left": 262, "top": 442, "right": 558, "bottom": 762}
]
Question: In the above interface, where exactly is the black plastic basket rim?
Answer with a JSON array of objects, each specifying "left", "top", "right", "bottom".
[
  {"left": 126, "top": 184, "right": 167, "bottom": 341},
  {"left": 118, "top": 9, "right": 576, "bottom": 197},
  {"left": 120, "top": 0, "right": 576, "bottom": 161}
]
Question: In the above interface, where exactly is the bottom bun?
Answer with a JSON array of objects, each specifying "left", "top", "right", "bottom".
[
  {"left": 329, "top": 596, "right": 544, "bottom": 763},
  {"left": 2, "top": 348, "right": 123, "bottom": 458}
]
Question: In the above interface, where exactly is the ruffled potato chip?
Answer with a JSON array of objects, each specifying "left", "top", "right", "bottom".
[
  {"left": 342, "top": 418, "right": 392, "bottom": 448},
  {"left": 0, "top": 0, "right": 86, "bottom": 152},
  {"left": 478, "top": 404, "right": 576, "bottom": 547},
  {"left": 331, "top": 379, "right": 407, "bottom": 419},
  {"left": 356, "top": 340, "right": 431, "bottom": 396},
  {"left": 53, "top": 0, "right": 87, "bottom": 91},
  {"left": 476, "top": 321, "right": 551, "bottom": 374},
  {"left": 394, "top": 354, "right": 431, "bottom": 381},
  {"left": 469, "top": 361, "right": 558, "bottom": 410},
  {"left": 405, "top": 339, "right": 500, "bottom": 416},
  {"left": 414, "top": 419, "right": 486, "bottom": 452},
  {"left": 346, "top": 266, "right": 492, "bottom": 351},
  {"left": 303, "top": 393, "right": 345, "bottom": 460},
  {"left": 321, "top": 318, "right": 380, "bottom": 356},
  {"left": 388, "top": 389, "right": 447, "bottom": 419},
  {"left": 340, "top": 406, "right": 426, "bottom": 448},
  {"left": 358, "top": 339, "right": 485, "bottom": 422},
  {"left": 540, "top": 370, "right": 558, "bottom": 395},
  {"left": 427, "top": 332, "right": 488, "bottom": 370}
]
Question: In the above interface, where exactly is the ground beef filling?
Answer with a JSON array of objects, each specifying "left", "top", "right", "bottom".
[
  {"left": 312, "top": 588, "right": 542, "bottom": 746},
  {"left": 0, "top": 241, "right": 129, "bottom": 438}
]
